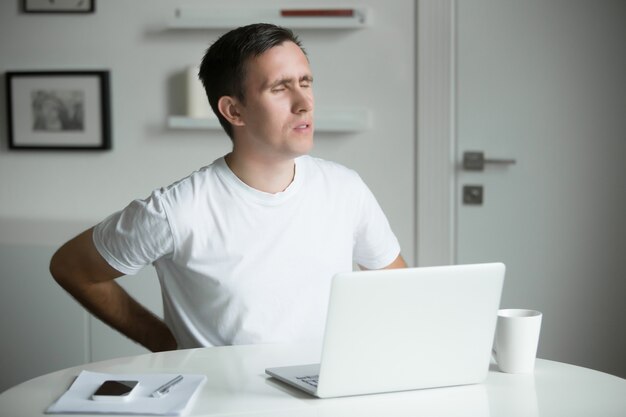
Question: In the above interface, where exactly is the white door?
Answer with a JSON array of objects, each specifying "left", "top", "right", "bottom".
[{"left": 454, "top": 0, "right": 626, "bottom": 377}]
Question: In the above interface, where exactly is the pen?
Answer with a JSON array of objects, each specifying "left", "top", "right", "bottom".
[{"left": 151, "top": 375, "right": 184, "bottom": 398}]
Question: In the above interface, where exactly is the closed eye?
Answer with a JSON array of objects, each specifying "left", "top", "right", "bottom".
[
  {"left": 300, "top": 76, "right": 313, "bottom": 88},
  {"left": 267, "top": 75, "right": 313, "bottom": 93}
]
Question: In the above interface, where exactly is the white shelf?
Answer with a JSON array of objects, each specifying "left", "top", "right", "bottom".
[
  {"left": 167, "top": 7, "right": 369, "bottom": 30},
  {"left": 168, "top": 109, "right": 370, "bottom": 133}
]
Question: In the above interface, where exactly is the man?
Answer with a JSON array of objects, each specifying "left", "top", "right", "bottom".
[{"left": 50, "top": 23, "right": 406, "bottom": 352}]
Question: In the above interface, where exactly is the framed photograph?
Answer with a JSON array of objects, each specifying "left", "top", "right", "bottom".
[
  {"left": 23, "top": 0, "right": 95, "bottom": 13},
  {"left": 6, "top": 71, "right": 111, "bottom": 151}
]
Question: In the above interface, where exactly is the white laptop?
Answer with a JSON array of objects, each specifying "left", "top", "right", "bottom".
[{"left": 265, "top": 263, "right": 505, "bottom": 398}]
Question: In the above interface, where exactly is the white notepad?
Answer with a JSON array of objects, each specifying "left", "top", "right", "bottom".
[{"left": 46, "top": 370, "right": 207, "bottom": 416}]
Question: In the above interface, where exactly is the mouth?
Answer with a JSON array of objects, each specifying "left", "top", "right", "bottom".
[{"left": 293, "top": 121, "right": 313, "bottom": 132}]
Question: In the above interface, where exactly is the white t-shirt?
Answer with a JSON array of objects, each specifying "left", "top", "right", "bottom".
[{"left": 93, "top": 155, "right": 400, "bottom": 348}]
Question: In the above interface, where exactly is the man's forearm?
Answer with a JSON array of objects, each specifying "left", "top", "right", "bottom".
[
  {"left": 50, "top": 227, "right": 177, "bottom": 352},
  {"left": 62, "top": 278, "right": 177, "bottom": 352}
]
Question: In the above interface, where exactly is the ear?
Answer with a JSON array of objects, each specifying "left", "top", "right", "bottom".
[{"left": 217, "top": 96, "right": 245, "bottom": 127}]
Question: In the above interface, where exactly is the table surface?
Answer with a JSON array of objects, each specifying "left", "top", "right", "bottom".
[{"left": 1, "top": 343, "right": 625, "bottom": 417}]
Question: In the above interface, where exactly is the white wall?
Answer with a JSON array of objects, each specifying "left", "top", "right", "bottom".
[{"left": 0, "top": 0, "right": 416, "bottom": 391}]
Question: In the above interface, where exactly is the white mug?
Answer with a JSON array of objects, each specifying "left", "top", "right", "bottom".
[{"left": 493, "top": 309, "right": 542, "bottom": 374}]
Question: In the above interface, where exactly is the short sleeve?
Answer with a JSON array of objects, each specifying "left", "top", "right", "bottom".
[
  {"left": 352, "top": 180, "right": 401, "bottom": 269},
  {"left": 92, "top": 189, "right": 174, "bottom": 275}
]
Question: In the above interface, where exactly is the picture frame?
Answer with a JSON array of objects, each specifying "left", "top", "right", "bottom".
[
  {"left": 5, "top": 71, "right": 111, "bottom": 151},
  {"left": 22, "top": 0, "right": 95, "bottom": 14}
]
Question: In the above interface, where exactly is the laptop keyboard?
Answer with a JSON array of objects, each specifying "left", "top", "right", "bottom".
[{"left": 296, "top": 375, "right": 319, "bottom": 388}]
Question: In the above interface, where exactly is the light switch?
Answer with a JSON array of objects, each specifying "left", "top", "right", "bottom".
[{"left": 463, "top": 185, "right": 483, "bottom": 205}]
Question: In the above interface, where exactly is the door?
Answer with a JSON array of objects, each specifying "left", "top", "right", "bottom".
[{"left": 455, "top": 0, "right": 626, "bottom": 377}]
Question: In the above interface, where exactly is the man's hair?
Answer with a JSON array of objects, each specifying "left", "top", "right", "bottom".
[{"left": 198, "top": 23, "right": 305, "bottom": 139}]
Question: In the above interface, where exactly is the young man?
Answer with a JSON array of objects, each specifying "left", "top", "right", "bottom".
[{"left": 50, "top": 24, "right": 406, "bottom": 352}]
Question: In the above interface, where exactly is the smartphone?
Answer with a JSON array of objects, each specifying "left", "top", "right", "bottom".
[{"left": 91, "top": 380, "right": 139, "bottom": 402}]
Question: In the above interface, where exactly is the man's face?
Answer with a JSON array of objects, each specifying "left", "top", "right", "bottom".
[{"left": 235, "top": 41, "right": 314, "bottom": 162}]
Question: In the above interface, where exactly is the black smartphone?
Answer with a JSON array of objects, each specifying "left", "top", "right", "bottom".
[{"left": 91, "top": 380, "right": 139, "bottom": 402}]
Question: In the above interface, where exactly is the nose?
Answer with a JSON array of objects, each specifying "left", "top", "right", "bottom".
[{"left": 292, "top": 87, "right": 313, "bottom": 114}]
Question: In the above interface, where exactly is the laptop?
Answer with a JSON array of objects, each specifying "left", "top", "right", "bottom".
[{"left": 265, "top": 263, "right": 505, "bottom": 398}]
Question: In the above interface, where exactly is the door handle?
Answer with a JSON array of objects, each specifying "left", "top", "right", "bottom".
[{"left": 462, "top": 151, "right": 516, "bottom": 171}]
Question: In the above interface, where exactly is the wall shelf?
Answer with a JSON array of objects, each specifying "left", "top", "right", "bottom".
[
  {"left": 167, "top": 7, "right": 369, "bottom": 30},
  {"left": 168, "top": 109, "right": 370, "bottom": 133}
]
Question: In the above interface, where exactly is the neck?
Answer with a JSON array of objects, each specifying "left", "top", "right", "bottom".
[{"left": 225, "top": 151, "right": 297, "bottom": 194}]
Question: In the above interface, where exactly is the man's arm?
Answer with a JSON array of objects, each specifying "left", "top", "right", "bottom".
[
  {"left": 49, "top": 227, "right": 177, "bottom": 352},
  {"left": 359, "top": 254, "right": 407, "bottom": 271},
  {"left": 383, "top": 254, "right": 407, "bottom": 269}
]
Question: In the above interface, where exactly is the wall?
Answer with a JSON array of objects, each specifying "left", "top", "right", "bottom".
[{"left": 0, "top": 0, "right": 416, "bottom": 391}]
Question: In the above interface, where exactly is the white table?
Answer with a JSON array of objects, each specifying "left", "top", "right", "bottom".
[{"left": 1, "top": 344, "right": 624, "bottom": 416}]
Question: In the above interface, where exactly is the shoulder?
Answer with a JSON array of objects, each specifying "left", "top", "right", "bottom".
[
  {"left": 299, "top": 155, "right": 363, "bottom": 185},
  {"left": 154, "top": 158, "right": 225, "bottom": 205},
  {"left": 297, "top": 156, "right": 369, "bottom": 207}
]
